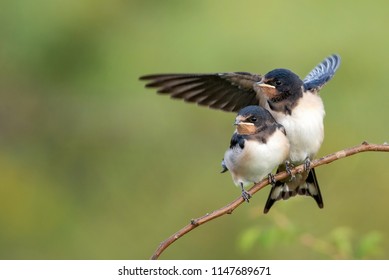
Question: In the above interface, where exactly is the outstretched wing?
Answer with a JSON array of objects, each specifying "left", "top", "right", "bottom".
[
  {"left": 303, "top": 54, "right": 341, "bottom": 92},
  {"left": 139, "top": 72, "right": 262, "bottom": 112}
]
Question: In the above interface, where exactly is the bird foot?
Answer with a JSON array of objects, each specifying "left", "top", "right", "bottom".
[
  {"left": 304, "top": 157, "right": 311, "bottom": 171},
  {"left": 240, "top": 183, "right": 251, "bottom": 203},
  {"left": 285, "top": 160, "right": 295, "bottom": 181},
  {"left": 268, "top": 173, "right": 276, "bottom": 187},
  {"left": 241, "top": 190, "right": 252, "bottom": 203}
]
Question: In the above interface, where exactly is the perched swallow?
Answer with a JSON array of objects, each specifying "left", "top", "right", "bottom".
[
  {"left": 221, "top": 105, "right": 290, "bottom": 202},
  {"left": 140, "top": 54, "right": 341, "bottom": 213}
]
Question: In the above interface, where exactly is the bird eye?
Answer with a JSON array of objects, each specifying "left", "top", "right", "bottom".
[
  {"left": 250, "top": 117, "right": 257, "bottom": 122},
  {"left": 275, "top": 80, "right": 282, "bottom": 86}
]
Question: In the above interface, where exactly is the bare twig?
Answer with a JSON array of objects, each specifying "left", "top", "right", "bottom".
[{"left": 151, "top": 142, "right": 389, "bottom": 260}]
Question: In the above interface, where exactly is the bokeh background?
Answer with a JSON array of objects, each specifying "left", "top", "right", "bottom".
[{"left": 0, "top": 0, "right": 388, "bottom": 259}]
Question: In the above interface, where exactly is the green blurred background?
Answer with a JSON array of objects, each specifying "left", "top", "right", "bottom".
[{"left": 0, "top": 0, "right": 388, "bottom": 259}]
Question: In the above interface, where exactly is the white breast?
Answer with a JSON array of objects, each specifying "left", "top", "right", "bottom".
[
  {"left": 268, "top": 92, "right": 325, "bottom": 163},
  {"left": 224, "top": 129, "right": 290, "bottom": 187}
]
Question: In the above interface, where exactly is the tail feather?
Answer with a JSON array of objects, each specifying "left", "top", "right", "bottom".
[
  {"left": 263, "top": 168, "right": 324, "bottom": 214},
  {"left": 220, "top": 159, "right": 228, "bottom": 173},
  {"left": 304, "top": 168, "right": 324, "bottom": 208}
]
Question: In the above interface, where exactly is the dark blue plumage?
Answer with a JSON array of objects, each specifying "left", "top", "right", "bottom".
[{"left": 303, "top": 54, "right": 341, "bottom": 91}]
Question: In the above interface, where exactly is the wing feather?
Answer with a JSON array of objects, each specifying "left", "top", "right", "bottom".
[
  {"left": 303, "top": 54, "right": 341, "bottom": 92},
  {"left": 140, "top": 72, "right": 262, "bottom": 112}
]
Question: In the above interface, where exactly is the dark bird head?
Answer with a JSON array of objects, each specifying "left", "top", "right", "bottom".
[
  {"left": 255, "top": 68, "right": 303, "bottom": 103},
  {"left": 234, "top": 105, "right": 277, "bottom": 135}
]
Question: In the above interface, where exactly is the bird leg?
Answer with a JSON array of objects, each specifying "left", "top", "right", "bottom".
[
  {"left": 240, "top": 183, "right": 251, "bottom": 203},
  {"left": 285, "top": 160, "right": 295, "bottom": 180},
  {"left": 268, "top": 173, "right": 276, "bottom": 187},
  {"left": 304, "top": 157, "right": 311, "bottom": 171}
]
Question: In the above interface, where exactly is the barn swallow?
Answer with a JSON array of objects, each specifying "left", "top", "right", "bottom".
[
  {"left": 140, "top": 54, "right": 341, "bottom": 213},
  {"left": 221, "top": 105, "right": 290, "bottom": 202}
]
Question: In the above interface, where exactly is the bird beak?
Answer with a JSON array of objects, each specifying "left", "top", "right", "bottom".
[
  {"left": 234, "top": 117, "right": 255, "bottom": 135},
  {"left": 255, "top": 82, "right": 277, "bottom": 99},
  {"left": 233, "top": 115, "right": 245, "bottom": 125}
]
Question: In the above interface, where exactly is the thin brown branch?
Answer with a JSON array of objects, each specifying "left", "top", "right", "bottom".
[{"left": 150, "top": 141, "right": 389, "bottom": 260}]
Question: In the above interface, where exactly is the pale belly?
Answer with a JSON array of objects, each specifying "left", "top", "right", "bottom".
[
  {"left": 224, "top": 129, "right": 290, "bottom": 187},
  {"left": 268, "top": 93, "right": 325, "bottom": 163}
]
